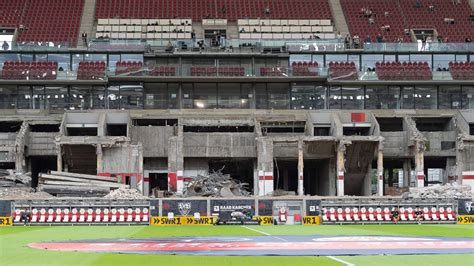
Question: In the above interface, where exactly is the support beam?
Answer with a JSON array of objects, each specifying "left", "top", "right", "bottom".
[
  {"left": 462, "top": 171, "right": 474, "bottom": 194},
  {"left": 415, "top": 140, "right": 425, "bottom": 188},
  {"left": 377, "top": 142, "right": 384, "bottom": 196},
  {"left": 257, "top": 138, "right": 274, "bottom": 196},
  {"left": 96, "top": 144, "right": 103, "bottom": 173},
  {"left": 56, "top": 144, "right": 62, "bottom": 172},
  {"left": 403, "top": 159, "right": 411, "bottom": 187},
  {"left": 168, "top": 135, "right": 184, "bottom": 194},
  {"left": 297, "top": 140, "right": 304, "bottom": 196},
  {"left": 336, "top": 141, "right": 347, "bottom": 196}
]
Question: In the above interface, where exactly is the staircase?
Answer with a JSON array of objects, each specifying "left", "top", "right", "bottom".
[
  {"left": 77, "top": 0, "right": 97, "bottom": 48},
  {"left": 328, "top": 0, "right": 350, "bottom": 35}
]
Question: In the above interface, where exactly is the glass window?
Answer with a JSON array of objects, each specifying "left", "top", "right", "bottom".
[
  {"left": 72, "top": 54, "right": 84, "bottom": 71},
  {"left": 291, "top": 83, "right": 326, "bottom": 110},
  {"left": 20, "top": 54, "right": 34, "bottom": 62},
  {"left": 85, "top": 54, "right": 106, "bottom": 62},
  {"left": 255, "top": 83, "right": 267, "bottom": 109},
  {"left": 120, "top": 84, "right": 143, "bottom": 109},
  {"left": 348, "top": 55, "right": 360, "bottom": 70},
  {"left": 168, "top": 83, "right": 179, "bottom": 109},
  {"left": 433, "top": 55, "right": 454, "bottom": 70},
  {"left": 32, "top": 86, "right": 44, "bottom": 110},
  {"left": 145, "top": 83, "right": 168, "bottom": 109},
  {"left": 218, "top": 83, "right": 244, "bottom": 108},
  {"left": 48, "top": 54, "right": 70, "bottom": 71},
  {"left": 455, "top": 55, "right": 467, "bottom": 62},
  {"left": 36, "top": 54, "right": 48, "bottom": 62},
  {"left": 401, "top": 86, "right": 414, "bottom": 109},
  {"left": 326, "top": 54, "right": 347, "bottom": 65},
  {"left": 194, "top": 83, "right": 217, "bottom": 109},
  {"left": 290, "top": 55, "right": 312, "bottom": 65},
  {"left": 398, "top": 55, "right": 409, "bottom": 62},
  {"left": 311, "top": 55, "right": 324, "bottom": 68},
  {"left": 341, "top": 86, "right": 364, "bottom": 109},
  {"left": 70, "top": 86, "right": 92, "bottom": 110},
  {"left": 362, "top": 54, "right": 383, "bottom": 69},
  {"left": 365, "top": 86, "right": 400, "bottom": 109},
  {"left": 241, "top": 83, "right": 252, "bottom": 109},
  {"left": 107, "top": 85, "right": 120, "bottom": 109},
  {"left": 462, "top": 86, "right": 474, "bottom": 109},
  {"left": 383, "top": 55, "right": 396, "bottom": 62},
  {"left": 121, "top": 54, "right": 143, "bottom": 63},
  {"left": 267, "top": 83, "right": 289, "bottom": 109},
  {"left": 45, "top": 86, "right": 68, "bottom": 110},
  {"left": 108, "top": 55, "right": 120, "bottom": 72},
  {"left": 415, "top": 86, "right": 437, "bottom": 109},
  {"left": 0, "top": 85, "right": 17, "bottom": 109},
  {"left": 92, "top": 86, "right": 106, "bottom": 109},
  {"left": 439, "top": 86, "right": 461, "bottom": 109},
  {"left": 17, "top": 86, "right": 32, "bottom": 109},
  {"left": 329, "top": 86, "right": 341, "bottom": 109},
  {"left": 181, "top": 83, "right": 193, "bottom": 109},
  {"left": 410, "top": 54, "right": 432, "bottom": 68}
]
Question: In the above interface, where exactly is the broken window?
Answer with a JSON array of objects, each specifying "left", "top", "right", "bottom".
[
  {"left": 313, "top": 127, "right": 330, "bottom": 136},
  {"left": 0, "top": 121, "right": 22, "bottom": 132},
  {"left": 377, "top": 118, "right": 403, "bottom": 132},
  {"left": 184, "top": 126, "right": 254, "bottom": 133},
  {"left": 343, "top": 126, "right": 370, "bottom": 136},
  {"left": 66, "top": 127, "right": 98, "bottom": 136},
  {"left": 261, "top": 121, "right": 305, "bottom": 135},
  {"left": 470, "top": 124, "right": 474, "bottom": 135},
  {"left": 415, "top": 118, "right": 451, "bottom": 131},
  {"left": 107, "top": 124, "right": 127, "bottom": 136},
  {"left": 132, "top": 119, "right": 178, "bottom": 126},
  {"left": 30, "top": 124, "right": 60, "bottom": 132}
]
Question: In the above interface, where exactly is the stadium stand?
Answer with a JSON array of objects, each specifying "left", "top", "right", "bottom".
[
  {"left": 259, "top": 66, "right": 288, "bottom": 76},
  {"left": 1, "top": 61, "right": 57, "bottom": 80},
  {"left": 328, "top": 61, "right": 358, "bottom": 80},
  {"left": 115, "top": 61, "right": 143, "bottom": 76},
  {"left": 341, "top": 0, "right": 473, "bottom": 42},
  {"left": 190, "top": 66, "right": 245, "bottom": 77},
  {"left": 376, "top": 61, "right": 432, "bottom": 80},
  {"left": 0, "top": 0, "right": 84, "bottom": 46},
  {"left": 95, "top": 0, "right": 332, "bottom": 20},
  {"left": 292, "top": 61, "right": 319, "bottom": 76},
  {"left": 238, "top": 19, "right": 335, "bottom": 40},
  {"left": 149, "top": 66, "right": 177, "bottom": 76},
  {"left": 77, "top": 61, "right": 106, "bottom": 80},
  {"left": 449, "top": 61, "right": 474, "bottom": 80}
]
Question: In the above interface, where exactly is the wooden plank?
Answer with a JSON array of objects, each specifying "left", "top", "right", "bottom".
[
  {"left": 42, "top": 180, "right": 128, "bottom": 189},
  {"left": 39, "top": 174, "right": 118, "bottom": 185},
  {"left": 50, "top": 171, "right": 117, "bottom": 182}
]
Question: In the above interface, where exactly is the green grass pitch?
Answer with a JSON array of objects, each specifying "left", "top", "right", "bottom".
[{"left": 1, "top": 224, "right": 473, "bottom": 266}]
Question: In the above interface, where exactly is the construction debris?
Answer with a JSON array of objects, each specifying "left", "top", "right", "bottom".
[
  {"left": 0, "top": 187, "right": 52, "bottom": 200},
  {"left": 0, "top": 170, "right": 31, "bottom": 187},
  {"left": 38, "top": 171, "right": 128, "bottom": 197},
  {"left": 183, "top": 170, "right": 250, "bottom": 197},
  {"left": 269, "top": 189, "right": 296, "bottom": 197},
  {"left": 104, "top": 187, "right": 148, "bottom": 199},
  {"left": 404, "top": 183, "right": 472, "bottom": 199}
]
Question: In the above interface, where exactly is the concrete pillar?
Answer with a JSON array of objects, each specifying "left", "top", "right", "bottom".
[
  {"left": 377, "top": 144, "right": 384, "bottom": 196},
  {"left": 96, "top": 144, "right": 103, "bottom": 173},
  {"left": 168, "top": 131, "right": 184, "bottom": 194},
  {"left": 328, "top": 157, "right": 336, "bottom": 196},
  {"left": 297, "top": 140, "right": 304, "bottom": 196},
  {"left": 257, "top": 138, "right": 274, "bottom": 196},
  {"left": 56, "top": 144, "right": 62, "bottom": 172},
  {"left": 462, "top": 171, "right": 474, "bottom": 194},
  {"left": 336, "top": 142, "right": 346, "bottom": 196},
  {"left": 403, "top": 160, "right": 410, "bottom": 187},
  {"left": 414, "top": 141, "right": 425, "bottom": 188}
]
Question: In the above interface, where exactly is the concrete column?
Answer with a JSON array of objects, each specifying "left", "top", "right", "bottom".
[
  {"left": 402, "top": 160, "right": 410, "bottom": 187},
  {"left": 414, "top": 141, "right": 425, "bottom": 188},
  {"left": 257, "top": 138, "right": 274, "bottom": 196},
  {"left": 377, "top": 144, "right": 384, "bottom": 196},
  {"left": 336, "top": 142, "right": 346, "bottom": 196},
  {"left": 56, "top": 144, "right": 62, "bottom": 172},
  {"left": 168, "top": 130, "right": 184, "bottom": 194},
  {"left": 96, "top": 144, "right": 103, "bottom": 173},
  {"left": 462, "top": 171, "right": 474, "bottom": 194},
  {"left": 297, "top": 140, "right": 304, "bottom": 196}
]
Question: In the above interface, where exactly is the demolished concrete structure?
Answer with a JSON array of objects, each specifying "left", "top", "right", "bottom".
[{"left": 1, "top": 109, "right": 473, "bottom": 197}]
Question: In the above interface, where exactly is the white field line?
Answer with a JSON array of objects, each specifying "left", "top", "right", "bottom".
[
  {"left": 241, "top": 225, "right": 287, "bottom": 242},
  {"left": 327, "top": 256, "right": 355, "bottom": 266}
]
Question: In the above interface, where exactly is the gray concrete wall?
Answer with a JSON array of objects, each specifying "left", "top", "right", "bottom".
[
  {"left": 423, "top": 131, "right": 457, "bottom": 156},
  {"left": 380, "top": 132, "right": 409, "bottom": 156},
  {"left": 130, "top": 126, "right": 175, "bottom": 157},
  {"left": 182, "top": 133, "right": 256, "bottom": 158},
  {"left": 100, "top": 144, "right": 142, "bottom": 173},
  {"left": 27, "top": 132, "right": 57, "bottom": 156}
]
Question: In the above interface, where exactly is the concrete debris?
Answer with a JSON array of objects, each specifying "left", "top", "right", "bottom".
[
  {"left": 0, "top": 187, "right": 53, "bottom": 200},
  {"left": 104, "top": 187, "right": 148, "bottom": 199},
  {"left": 404, "top": 183, "right": 472, "bottom": 199},
  {"left": 269, "top": 189, "right": 296, "bottom": 197},
  {"left": 38, "top": 172, "right": 128, "bottom": 197},
  {"left": 0, "top": 170, "right": 31, "bottom": 187},
  {"left": 183, "top": 170, "right": 250, "bottom": 197}
]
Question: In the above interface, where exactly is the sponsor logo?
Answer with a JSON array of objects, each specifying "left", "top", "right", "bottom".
[
  {"left": 465, "top": 201, "right": 473, "bottom": 214},
  {"left": 302, "top": 216, "right": 320, "bottom": 225},
  {"left": 254, "top": 216, "right": 273, "bottom": 225},
  {"left": 150, "top": 216, "right": 216, "bottom": 226},
  {"left": 178, "top": 202, "right": 192, "bottom": 216},
  {"left": 0, "top": 216, "right": 12, "bottom": 226},
  {"left": 213, "top": 205, "right": 252, "bottom": 212},
  {"left": 457, "top": 215, "right": 474, "bottom": 224}
]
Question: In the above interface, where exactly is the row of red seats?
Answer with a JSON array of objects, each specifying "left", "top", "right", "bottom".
[
  {"left": 322, "top": 206, "right": 456, "bottom": 222},
  {"left": 149, "top": 66, "right": 176, "bottom": 76},
  {"left": 292, "top": 61, "right": 319, "bottom": 76},
  {"left": 260, "top": 67, "right": 288, "bottom": 76},
  {"left": 328, "top": 61, "right": 358, "bottom": 80},
  {"left": 115, "top": 61, "right": 143, "bottom": 76},
  {"left": 14, "top": 208, "right": 149, "bottom": 223},
  {"left": 190, "top": 66, "right": 245, "bottom": 76},
  {"left": 96, "top": 0, "right": 332, "bottom": 20},
  {"left": 449, "top": 61, "right": 474, "bottom": 80},
  {"left": 376, "top": 61, "right": 432, "bottom": 80},
  {"left": 1, "top": 61, "right": 58, "bottom": 80},
  {"left": 77, "top": 61, "right": 106, "bottom": 80},
  {"left": 0, "top": 0, "right": 84, "bottom": 46}
]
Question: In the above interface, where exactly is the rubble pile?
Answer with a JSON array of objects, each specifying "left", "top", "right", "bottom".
[
  {"left": 183, "top": 170, "right": 250, "bottom": 197},
  {"left": 0, "top": 170, "right": 31, "bottom": 187},
  {"left": 38, "top": 171, "right": 128, "bottom": 197},
  {"left": 104, "top": 187, "right": 148, "bottom": 199},
  {"left": 0, "top": 187, "right": 52, "bottom": 200},
  {"left": 404, "top": 183, "right": 472, "bottom": 199}
]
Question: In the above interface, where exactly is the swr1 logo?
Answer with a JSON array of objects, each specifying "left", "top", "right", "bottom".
[{"left": 0, "top": 217, "right": 11, "bottom": 226}]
